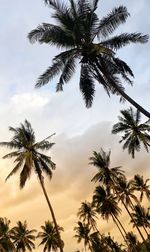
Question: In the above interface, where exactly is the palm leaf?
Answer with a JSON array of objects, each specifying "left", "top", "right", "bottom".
[
  {"left": 28, "top": 23, "right": 75, "bottom": 47},
  {"left": 79, "top": 64, "right": 95, "bottom": 108},
  {"left": 102, "top": 33, "right": 148, "bottom": 50},
  {"left": 20, "top": 163, "right": 32, "bottom": 188},
  {"left": 96, "top": 6, "right": 129, "bottom": 38},
  {"left": 5, "top": 160, "right": 24, "bottom": 182}
]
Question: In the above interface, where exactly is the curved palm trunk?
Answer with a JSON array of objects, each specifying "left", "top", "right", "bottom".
[
  {"left": 93, "top": 60, "right": 150, "bottom": 119},
  {"left": 122, "top": 201, "right": 145, "bottom": 242},
  {"left": 39, "top": 177, "right": 63, "bottom": 252}
]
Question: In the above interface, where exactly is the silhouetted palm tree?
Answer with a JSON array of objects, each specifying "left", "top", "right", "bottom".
[
  {"left": 92, "top": 186, "right": 127, "bottom": 243},
  {"left": 116, "top": 176, "right": 145, "bottom": 241},
  {"left": 90, "top": 149, "right": 124, "bottom": 192},
  {"left": 131, "top": 174, "right": 150, "bottom": 202},
  {"left": 0, "top": 120, "right": 63, "bottom": 252},
  {"left": 37, "top": 221, "right": 64, "bottom": 252},
  {"left": 89, "top": 232, "right": 109, "bottom": 252},
  {"left": 112, "top": 107, "right": 150, "bottom": 158},
  {"left": 104, "top": 234, "right": 123, "bottom": 252},
  {"left": 11, "top": 221, "right": 36, "bottom": 252},
  {"left": 28, "top": 0, "right": 150, "bottom": 118},
  {"left": 77, "top": 201, "right": 98, "bottom": 232},
  {"left": 126, "top": 232, "right": 138, "bottom": 252},
  {"left": 74, "top": 221, "right": 92, "bottom": 251},
  {"left": 0, "top": 218, "right": 15, "bottom": 252},
  {"left": 131, "top": 205, "right": 150, "bottom": 238}
]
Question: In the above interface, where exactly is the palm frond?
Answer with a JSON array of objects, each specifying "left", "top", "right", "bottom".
[
  {"left": 96, "top": 6, "right": 130, "bottom": 38},
  {"left": 20, "top": 163, "right": 32, "bottom": 188},
  {"left": 92, "top": 0, "right": 99, "bottom": 11},
  {"left": 102, "top": 33, "right": 149, "bottom": 50},
  {"left": 56, "top": 56, "right": 76, "bottom": 91},
  {"left": 28, "top": 23, "right": 75, "bottom": 48},
  {"left": 2, "top": 151, "right": 20, "bottom": 159},
  {"left": 35, "top": 58, "right": 64, "bottom": 88},
  {"left": 39, "top": 158, "right": 53, "bottom": 179},
  {"left": 44, "top": 0, "right": 66, "bottom": 13},
  {"left": 79, "top": 64, "right": 95, "bottom": 108},
  {"left": 5, "top": 160, "right": 24, "bottom": 182}
]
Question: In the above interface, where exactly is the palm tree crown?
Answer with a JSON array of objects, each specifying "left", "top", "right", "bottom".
[
  {"left": 131, "top": 174, "right": 150, "bottom": 202},
  {"left": 90, "top": 149, "right": 124, "bottom": 192},
  {"left": 77, "top": 201, "right": 98, "bottom": 230},
  {"left": 37, "top": 221, "right": 64, "bottom": 252},
  {"left": 112, "top": 107, "right": 150, "bottom": 158},
  {"left": 28, "top": 0, "right": 150, "bottom": 117},
  {"left": 11, "top": 221, "right": 36, "bottom": 252},
  {"left": 0, "top": 120, "right": 55, "bottom": 188},
  {"left": 0, "top": 218, "right": 15, "bottom": 252}
]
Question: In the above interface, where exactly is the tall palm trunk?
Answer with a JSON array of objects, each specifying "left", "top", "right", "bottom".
[
  {"left": 143, "top": 226, "right": 149, "bottom": 237},
  {"left": 122, "top": 201, "right": 145, "bottom": 242},
  {"left": 110, "top": 181, "right": 145, "bottom": 242},
  {"left": 39, "top": 177, "right": 63, "bottom": 252},
  {"left": 112, "top": 215, "right": 128, "bottom": 245},
  {"left": 93, "top": 60, "right": 150, "bottom": 119}
]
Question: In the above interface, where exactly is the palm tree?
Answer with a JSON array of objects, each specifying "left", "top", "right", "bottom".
[
  {"left": 112, "top": 107, "right": 150, "bottom": 158},
  {"left": 92, "top": 186, "right": 128, "bottom": 243},
  {"left": 0, "top": 218, "right": 15, "bottom": 252},
  {"left": 116, "top": 176, "right": 145, "bottom": 242},
  {"left": 126, "top": 232, "right": 138, "bottom": 252},
  {"left": 0, "top": 120, "right": 63, "bottom": 252},
  {"left": 89, "top": 149, "right": 125, "bottom": 193},
  {"left": 74, "top": 221, "right": 92, "bottom": 251},
  {"left": 10, "top": 221, "right": 36, "bottom": 252},
  {"left": 77, "top": 201, "right": 98, "bottom": 232},
  {"left": 131, "top": 205, "right": 150, "bottom": 237},
  {"left": 89, "top": 232, "right": 110, "bottom": 252},
  {"left": 28, "top": 0, "right": 150, "bottom": 118},
  {"left": 37, "top": 221, "right": 64, "bottom": 252},
  {"left": 116, "top": 176, "right": 138, "bottom": 208},
  {"left": 104, "top": 235, "right": 123, "bottom": 252},
  {"left": 131, "top": 174, "right": 150, "bottom": 202}
]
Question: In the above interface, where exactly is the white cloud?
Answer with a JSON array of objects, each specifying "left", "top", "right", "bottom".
[{"left": 11, "top": 93, "right": 50, "bottom": 113}]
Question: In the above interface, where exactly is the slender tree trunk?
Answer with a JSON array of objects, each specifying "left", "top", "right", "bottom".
[
  {"left": 122, "top": 201, "right": 145, "bottom": 242},
  {"left": 39, "top": 177, "right": 64, "bottom": 252},
  {"left": 115, "top": 215, "right": 128, "bottom": 237},
  {"left": 143, "top": 226, "right": 149, "bottom": 237},
  {"left": 93, "top": 60, "right": 150, "bottom": 119},
  {"left": 112, "top": 215, "right": 127, "bottom": 245}
]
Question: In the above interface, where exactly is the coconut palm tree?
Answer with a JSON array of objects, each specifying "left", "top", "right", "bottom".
[
  {"left": 37, "top": 221, "right": 64, "bottom": 252},
  {"left": 131, "top": 174, "right": 150, "bottom": 202},
  {"left": 0, "top": 218, "right": 15, "bottom": 252},
  {"left": 10, "top": 221, "right": 36, "bottom": 252},
  {"left": 116, "top": 176, "right": 145, "bottom": 242},
  {"left": 77, "top": 201, "right": 98, "bottom": 232},
  {"left": 28, "top": 0, "right": 150, "bottom": 118},
  {"left": 89, "top": 149, "right": 125, "bottom": 193},
  {"left": 112, "top": 107, "right": 150, "bottom": 158},
  {"left": 0, "top": 120, "right": 63, "bottom": 252},
  {"left": 89, "top": 232, "right": 110, "bottom": 252},
  {"left": 131, "top": 205, "right": 150, "bottom": 237},
  {"left": 116, "top": 176, "right": 138, "bottom": 208},
  {"left": 104, "top": 235, "right": 123, "bottom": 252},
  {"left": 92, "top": 186, "right": 127, "bottom": 243},
  {"left": 74, "top": 221, "right": 92, "bottom": 251},
  {"left": 126, "top": 232, "right": 139, "bottom": 252}
]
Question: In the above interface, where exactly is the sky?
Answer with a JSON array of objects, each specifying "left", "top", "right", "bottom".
[{"left": 0, "top": 0, "right": 150, "bottom": 251}]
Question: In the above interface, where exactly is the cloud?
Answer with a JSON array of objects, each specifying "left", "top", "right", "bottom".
[{"left": 11, "top": 93, "right": 50, "bottom": 113}]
